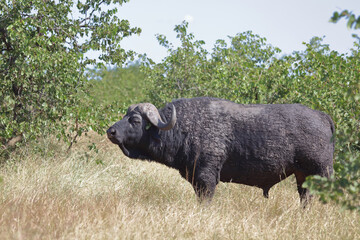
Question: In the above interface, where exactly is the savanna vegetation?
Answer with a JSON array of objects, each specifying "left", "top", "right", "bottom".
[{"left": 0, "top": 0, "right": 359, "bottom": 239}]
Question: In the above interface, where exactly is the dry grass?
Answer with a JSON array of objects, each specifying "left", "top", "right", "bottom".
[{"left": 0, "top": 133, "right": 359, "bottom": 240}]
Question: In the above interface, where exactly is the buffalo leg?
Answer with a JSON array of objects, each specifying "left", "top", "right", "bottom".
[
  {"left": 294, "top": 170, "right": 312, "bottom": 206},
  {"left": 193, "top": 180, "right": 216, "bottom": 203},
  {"left": 192, "top": 169, "right": 218, "bottom": 203},
  {"left": 263, "top": 187, "right": 270, "bottom": 198}
]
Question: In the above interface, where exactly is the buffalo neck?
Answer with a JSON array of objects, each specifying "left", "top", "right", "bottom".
[{"left": 146, "top": 127, "right": 183, "bottom": 169}]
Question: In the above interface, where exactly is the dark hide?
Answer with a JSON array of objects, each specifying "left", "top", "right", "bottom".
[{"left": 107, "top": 97, "right": 334, "bottom": 204}]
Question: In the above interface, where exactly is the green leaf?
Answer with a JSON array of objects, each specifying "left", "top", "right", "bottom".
[
  {"left": 347, "top": 14, "right": 356, "bottom": 29},
  {"left": 330, "top": 11, "right": 339, "bottom": 22}
]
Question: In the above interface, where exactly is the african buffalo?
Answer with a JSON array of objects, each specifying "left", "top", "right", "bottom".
[{"left": 107, "top": 97, "right": 334, "bottom": 204}]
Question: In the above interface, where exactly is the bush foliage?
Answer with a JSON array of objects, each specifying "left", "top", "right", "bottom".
[
  {"left": 0, "top": 0, "right": 140, "bottom": 153},
  {"left": 88, "top": 65, "right": 147, "bottom": 107}
]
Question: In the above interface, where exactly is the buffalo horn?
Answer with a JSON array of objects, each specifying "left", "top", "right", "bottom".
[{"left": 133, "top": 103, "right": 176, "bottom": 130}]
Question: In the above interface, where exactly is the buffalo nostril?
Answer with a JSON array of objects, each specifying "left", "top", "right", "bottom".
[
  {"left": 107, "top": 127, "right": 116, "bottom": 138},
  {"left": 110, "top": 128, "right": 116, "bottom": 135}
]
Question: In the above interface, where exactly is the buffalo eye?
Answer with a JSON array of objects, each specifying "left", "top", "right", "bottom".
[{"left": 129, "top": 116, "right": 142, "bottom": 125}]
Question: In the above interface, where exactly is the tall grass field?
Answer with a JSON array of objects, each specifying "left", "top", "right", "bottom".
[{"left": 0, "top": 133, "right": 359, "bottom": 240}]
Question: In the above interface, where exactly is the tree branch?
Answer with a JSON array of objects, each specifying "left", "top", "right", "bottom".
[{"left": 2, "top": 135, "right": 23, "bottom": 150}]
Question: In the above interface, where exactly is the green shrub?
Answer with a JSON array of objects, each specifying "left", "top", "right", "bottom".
[
  {"left": 88, "top": 65, "right": 147, "bottom": 107},
  {"left": 0, "top": 0, "right": 140, "bottom": 155}
]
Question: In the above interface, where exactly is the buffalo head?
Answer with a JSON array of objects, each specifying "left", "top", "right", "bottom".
[{"left": 107, "top": 103, "right": 176, "bottom": 158}]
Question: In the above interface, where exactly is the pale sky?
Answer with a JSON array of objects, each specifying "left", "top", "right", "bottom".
[{"left": 115, "top": 0, "right": 360, "bottom": 63}]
